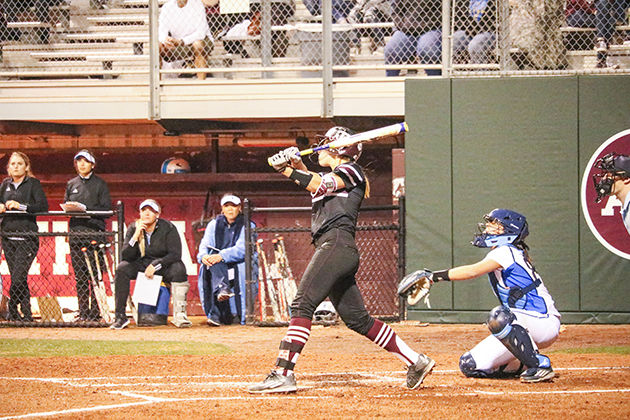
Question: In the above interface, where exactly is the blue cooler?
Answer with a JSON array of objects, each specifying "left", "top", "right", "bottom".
[{"left": 137, "top": 284, "right": 170, "bottom": 326}]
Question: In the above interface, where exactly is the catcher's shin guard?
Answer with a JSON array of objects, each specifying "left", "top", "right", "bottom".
[
  {"left": 171, "top": 281, "right": 192, "bottom": 328},
  {"left": 487, "top": 306, "right": 540, "bottom": 368}
]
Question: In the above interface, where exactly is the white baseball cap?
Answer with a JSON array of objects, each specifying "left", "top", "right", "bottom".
[
  {"left": 220, "top": 194, "right": 241, "bottom": 206},
  {"left": 139, "top": 199, "right": 161, "bottom": 213},
  {"left": 74, "top": 149, "right": 96, "bottom": 165}
]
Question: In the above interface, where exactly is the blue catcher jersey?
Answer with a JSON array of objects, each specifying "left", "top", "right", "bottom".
[{"left": 483, "top": 245, "right": 560, "bottom": 318}]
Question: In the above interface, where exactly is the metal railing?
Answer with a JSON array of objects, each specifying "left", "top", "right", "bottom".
[{"left": 2, "top": 0, "right": 629, "bottom": 81}]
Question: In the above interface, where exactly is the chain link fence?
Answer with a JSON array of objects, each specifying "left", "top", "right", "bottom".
[
  {"left": 243, "top": 201, "right": 405, "bottom": 325},
  {"left": 0, "top": 207, "right": 123, "bottom": 327},
  {"left": 1, "top": 0, "right": 629, "bottom": 79}
]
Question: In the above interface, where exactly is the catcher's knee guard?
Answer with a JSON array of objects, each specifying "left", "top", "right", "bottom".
[
  {"left": 459, "top": 352, "right": 490, "bottom": 378},
  {"left": 487, "top": 305, "right": 540, "bottom": 368}
]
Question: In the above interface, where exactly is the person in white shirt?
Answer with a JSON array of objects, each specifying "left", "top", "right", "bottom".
[{"left": 159, "top": 0, "right": 214, "bottom": 80}]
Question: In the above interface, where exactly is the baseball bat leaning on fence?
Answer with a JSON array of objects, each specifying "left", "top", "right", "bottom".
[
  {"left": 98, "top": 243, "right": 114, "bottom": 294},
  {"left": 91, "top": 240, "right": 106, "bottom": 298},
  {"left": 255, "top": 240, "right": 267, "bottom": 321},
  {"left": 268, "top": 245, "right": 290, "bottom": 322},
  {"left": 81, "top": 246, "right": 114, "bottom": 323},
  {"left": 275, "top": 236, "right": 298, "bottom": 305},
  {"left": 272, "top": 238, "right": 292, "bottom": 320},
  {"left": 257, "top": 239, "right": 282, "bottom": 322},
  {"left": 267, "top": 122, "right": 408, "bottom": 166},
  {"left": 100, "top": 242, "right": 137, "bottom": 324}
]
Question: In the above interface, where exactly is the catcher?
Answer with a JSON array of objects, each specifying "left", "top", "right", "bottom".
[{"left": 399, "top": 208, "right": 560, "bottom": 383}]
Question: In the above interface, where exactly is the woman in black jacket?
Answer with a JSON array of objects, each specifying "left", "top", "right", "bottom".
[
  {"left": 64, "top": 149, "right": 111, "bottom": 321},
  {"left": 0, "top": 152, "right": 49, "bottom": 322}
]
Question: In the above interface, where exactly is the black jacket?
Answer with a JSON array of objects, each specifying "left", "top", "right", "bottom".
[
  {"left": 0, "top": 176, "right": 49, "bottom": 232},
  {"left": 64, "top": 173, "right": 111, "bottom": 231},
  {"left": 121, "top": 218, "right": 182, "bottom": 271}
]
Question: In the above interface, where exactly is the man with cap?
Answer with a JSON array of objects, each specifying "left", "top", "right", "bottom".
[
  {"left": 64, "top": 149, "right": 112, "bottom": 322},
  {"left": 197, "top": 193, "right": 257, "bottom": 326},
  {"left": 110, "top": 199, "right": 192, "bottom": 329}
]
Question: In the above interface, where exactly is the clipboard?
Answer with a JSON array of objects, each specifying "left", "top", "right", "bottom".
[
  {"left": 132, "top": 273, "right": 163, "bottom": 306},
  {"left": 60, "top": 201, "right": 87, "bottom": 212}
]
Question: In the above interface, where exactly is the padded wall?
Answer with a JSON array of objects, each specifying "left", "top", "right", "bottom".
[{"left": 405, "top": 75, "right": 630, "bottom": 323}]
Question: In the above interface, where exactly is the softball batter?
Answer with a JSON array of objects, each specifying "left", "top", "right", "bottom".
[
  {"left": 249, "top": 127, "right": 434, "bottom": 394},
  {"left": 399, "top": 208, "right": 560, "bottom": 383}
]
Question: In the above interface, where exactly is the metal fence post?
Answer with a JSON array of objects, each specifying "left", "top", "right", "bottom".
[
  {"left": 149, "top": 0, "right": 160, "bottom": 119},
  {"left": 322, "top": 0, "right": 333, "bottom": 117},
  {"left": 397, "top": 195, "right": 406, "bottom": 320},
  {"left": 116, "top": 200, "right": 124, "bottom": 264},
  {"left": 441, "top": 0, "right": 452, "bottom": 77},
  {"left": 260, "top": 0, "right": 273, "bottom": 79},
  {"left": 243, "top": 198, "right": 254, "bottom": 324}
]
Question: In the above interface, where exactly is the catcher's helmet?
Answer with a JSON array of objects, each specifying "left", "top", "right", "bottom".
[
  {"left": 314, "top": 300, "right": 338, "bottom": 324},
  {"left": 592, "top": 152, "right": 630, "bottom": 203},
  {"left": 161, "top": 157, "right": 191, "bottom": 174},
  {"left": 319, "top": 126, "right": 362, "bottom": 161},
  {"left": 472, "top": 208, "right": 529, "bottom": 248}
]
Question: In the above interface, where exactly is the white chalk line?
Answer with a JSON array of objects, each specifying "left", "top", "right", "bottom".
[
  {"left": 2, "top": 366, "right": 630, "bottom": 420},
  {"left": 0, "top": 395, "right": 335, "bottom": 420},
  {"left": 2, "top": 365, "right": 627, "bottom": 383}
]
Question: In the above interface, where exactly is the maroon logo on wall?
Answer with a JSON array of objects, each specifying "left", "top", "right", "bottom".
[{"left": 581, "top": 129, "right": 630, "bottom": 259}]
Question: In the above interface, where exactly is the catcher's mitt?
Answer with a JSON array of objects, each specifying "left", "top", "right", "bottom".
[{"left": 397, "top": 269, "right": 433, "bottom": 308}]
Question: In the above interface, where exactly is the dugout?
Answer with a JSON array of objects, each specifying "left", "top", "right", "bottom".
[{"left": 404, "top": 75, "right": 630, "bottom": 324}]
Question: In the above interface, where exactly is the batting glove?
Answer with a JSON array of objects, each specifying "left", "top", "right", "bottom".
[
  {"left": 283, "top": 146, "right": 302, "bottom": 166},
  {"left": 269, "top": 151, "right": 290, "bottom": 172}
]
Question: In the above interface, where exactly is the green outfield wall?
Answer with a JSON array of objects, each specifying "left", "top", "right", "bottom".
[{"left": 404, "top": 75, "right": 630, "bottom": 324}]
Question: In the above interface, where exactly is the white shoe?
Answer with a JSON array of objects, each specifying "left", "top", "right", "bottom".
[
  {"left": 248, "top": 371, "right": 297, "bottom": 394},
  {"left": 171, "top": 313, "right": 192, "bottom": 328}
]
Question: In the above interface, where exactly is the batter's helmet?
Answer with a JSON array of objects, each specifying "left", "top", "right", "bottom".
[
  {"left": 319, "top": 126, "right": 362, "bottom": 161},
  {"left": 592, "top": 152, "right": 630, "bottom": 203},
  {"left": 472, "top": 208, "right": 529, "bottom": 248},
  {"left": 161, "top": 157, "right": 191, "bottom": 174}
]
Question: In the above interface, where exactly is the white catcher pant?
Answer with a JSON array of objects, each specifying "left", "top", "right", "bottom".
[{"left": 468, "top": 312, "right": 561, "bottom": 373}]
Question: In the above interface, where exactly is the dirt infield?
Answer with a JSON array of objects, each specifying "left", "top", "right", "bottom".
[{"left": 1, "top": 321, "right": 629, "bottom": 419}]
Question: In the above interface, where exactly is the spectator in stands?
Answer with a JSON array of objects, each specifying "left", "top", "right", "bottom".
[
  {"left": 566, "top": 0, "right": 630, "bottom": 67},
  {"left": 197, "top": 193, "right": 257, "bottom": 326},
  {"left": 159, "top": 0, "right": 214, "bottom": 80},
  {"left": 64, "top": 150, "right": 112, "bottom": 322},
  {"left": 384, "top": 0, "right": 468, "bottom": 76},
  {"left": 346, "top": 0, "right": 391, "bottom": 54},
  {"left": 204, "top": 0, "right": 295, "bottom": 58},
  {"left": 110, "top": 199, "right": 192, "bottom": 330},
  {"left": 0, "top": 152, "right": 49, "bottom": 322},
  {"left": 460, "top": 0, "right": 497, "bottom": 64},
  {"left": 303, "top": 0, "right": 356, "bottom": 23}
]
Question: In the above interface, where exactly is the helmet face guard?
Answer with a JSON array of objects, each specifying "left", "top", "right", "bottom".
[
  {"left": 592, "top": 152, "right": 630, "bottom": 203},
  {"left": 472, "top": 208, "right": 529, "bottom": 248},
  {"left": 315, "top": 126, "right": 362, "bottom": 161}
]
